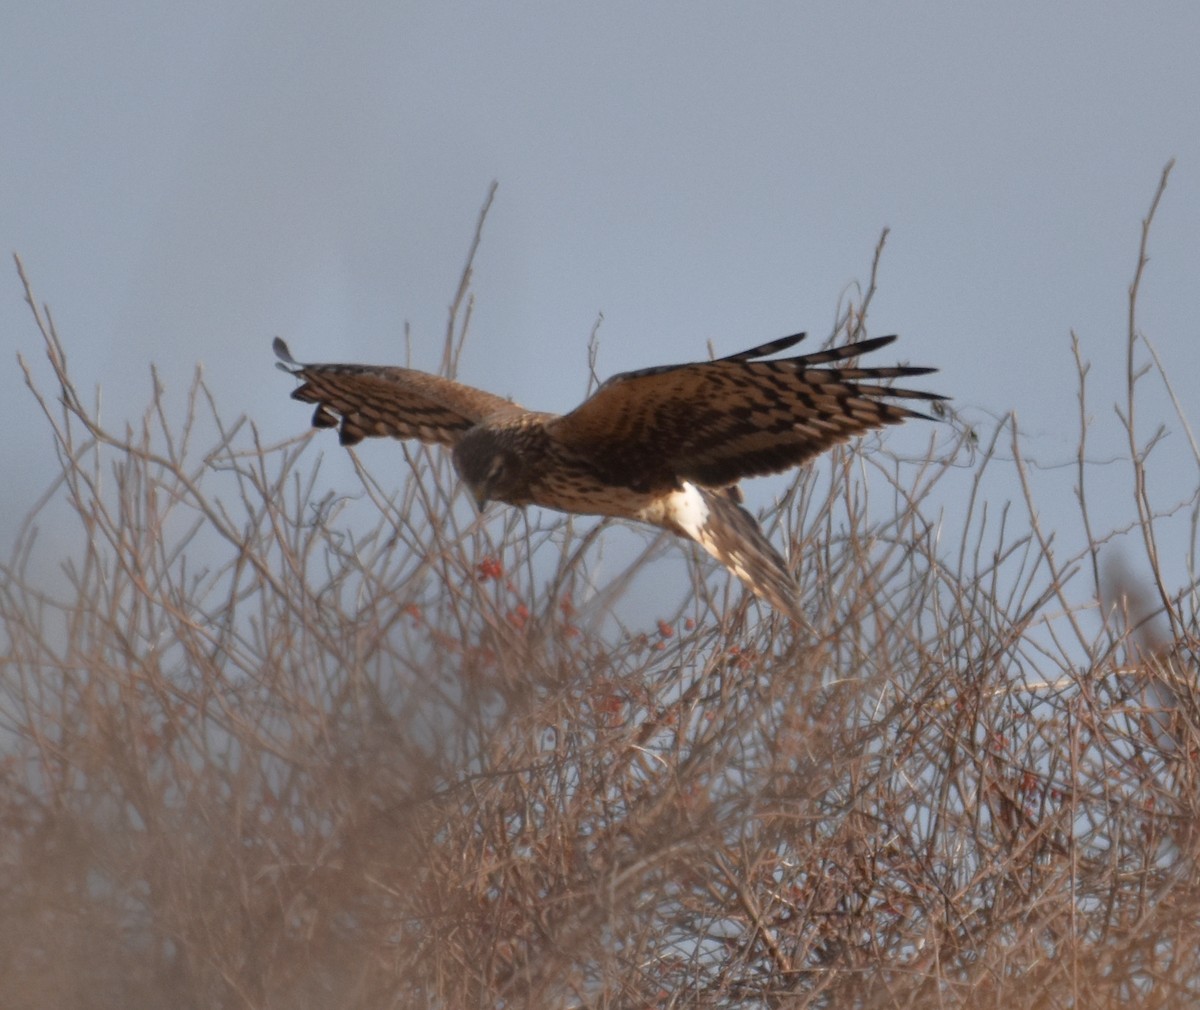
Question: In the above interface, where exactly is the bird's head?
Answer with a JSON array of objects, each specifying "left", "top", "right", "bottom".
[{"left": 453, "top": 430, "right": 529, "bottom": 510}]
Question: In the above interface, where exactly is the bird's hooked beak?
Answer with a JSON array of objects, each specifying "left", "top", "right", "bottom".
[
  {"left": 466, "top": 472, "right": 493, "bottom": 512},
  {"left": 459, "top": 448, "right": 504, "bottom": 512}
]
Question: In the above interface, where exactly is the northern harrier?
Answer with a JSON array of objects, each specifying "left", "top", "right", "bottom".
[{"left": 274, "top": 332, "right": 944, "bottom": 619}]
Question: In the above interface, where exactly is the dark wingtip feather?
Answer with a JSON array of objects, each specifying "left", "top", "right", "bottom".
[
  {"left": 273, "top": 336, "right": 302, "bottom": 373},
  {"left": 721, "top": 332, "right": 808, "bottom": 362},
  {"left": 844, "top": 333, "right": 898, "bottom": 355},
  {"left": 792, "top": 334, "right": 899, "bottom": 366},
  {"left": 887, "top": 364, "right": 940, "bottom": 378},
  {"left": 311, "top": 404, "right": 339, "bottom": 429}
]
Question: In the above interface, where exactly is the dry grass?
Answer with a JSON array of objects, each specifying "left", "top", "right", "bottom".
[{"left": 3, "top": 166, "right": 1198, "bottom": 1008}]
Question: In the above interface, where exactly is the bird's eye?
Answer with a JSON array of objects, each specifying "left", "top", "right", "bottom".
[{"left": 486, "top": 455, "right": 506, "bottom": 482}]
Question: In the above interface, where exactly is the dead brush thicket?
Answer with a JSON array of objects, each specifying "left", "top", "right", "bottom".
[{"left": 3, "top": 169, "right": 1199, "bottom": 1009}]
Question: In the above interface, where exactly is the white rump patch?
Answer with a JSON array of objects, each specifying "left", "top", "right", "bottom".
[{"left": 638, "top": 482, "right": 710, "bottom": 542}]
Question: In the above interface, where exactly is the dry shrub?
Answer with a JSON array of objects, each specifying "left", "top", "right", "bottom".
[{"left": 3, "top": 168, "right": 1198, "bottom": 1008}]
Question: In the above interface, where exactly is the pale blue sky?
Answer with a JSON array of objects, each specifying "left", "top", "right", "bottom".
[{"left": 4, "top": 2, "right": 1199, "bottom": 618}]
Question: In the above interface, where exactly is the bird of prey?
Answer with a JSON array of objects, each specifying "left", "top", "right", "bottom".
[{"left": 274, "top": 332, "right": 944, "bottom": 620}]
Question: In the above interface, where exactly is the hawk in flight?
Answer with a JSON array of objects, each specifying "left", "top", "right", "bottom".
[{"left": 275, "top": 332, "right": 944, "bottom": 620}]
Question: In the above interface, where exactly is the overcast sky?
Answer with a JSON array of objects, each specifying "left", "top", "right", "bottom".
[{"left": 4, "top": 2, "right": 1198, "bottom": 623}]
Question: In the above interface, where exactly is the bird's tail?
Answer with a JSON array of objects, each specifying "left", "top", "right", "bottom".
[{"left": 692, "top": 488, "right": 803, "bottom": 622}]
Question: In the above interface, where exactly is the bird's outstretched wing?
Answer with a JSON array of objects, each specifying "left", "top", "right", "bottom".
[
  {"left": 273, "top": 338, "right": 518, "bottom": 447},
  {"left": 549, "top": 332, "right": 946, "bottom": 490}
]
